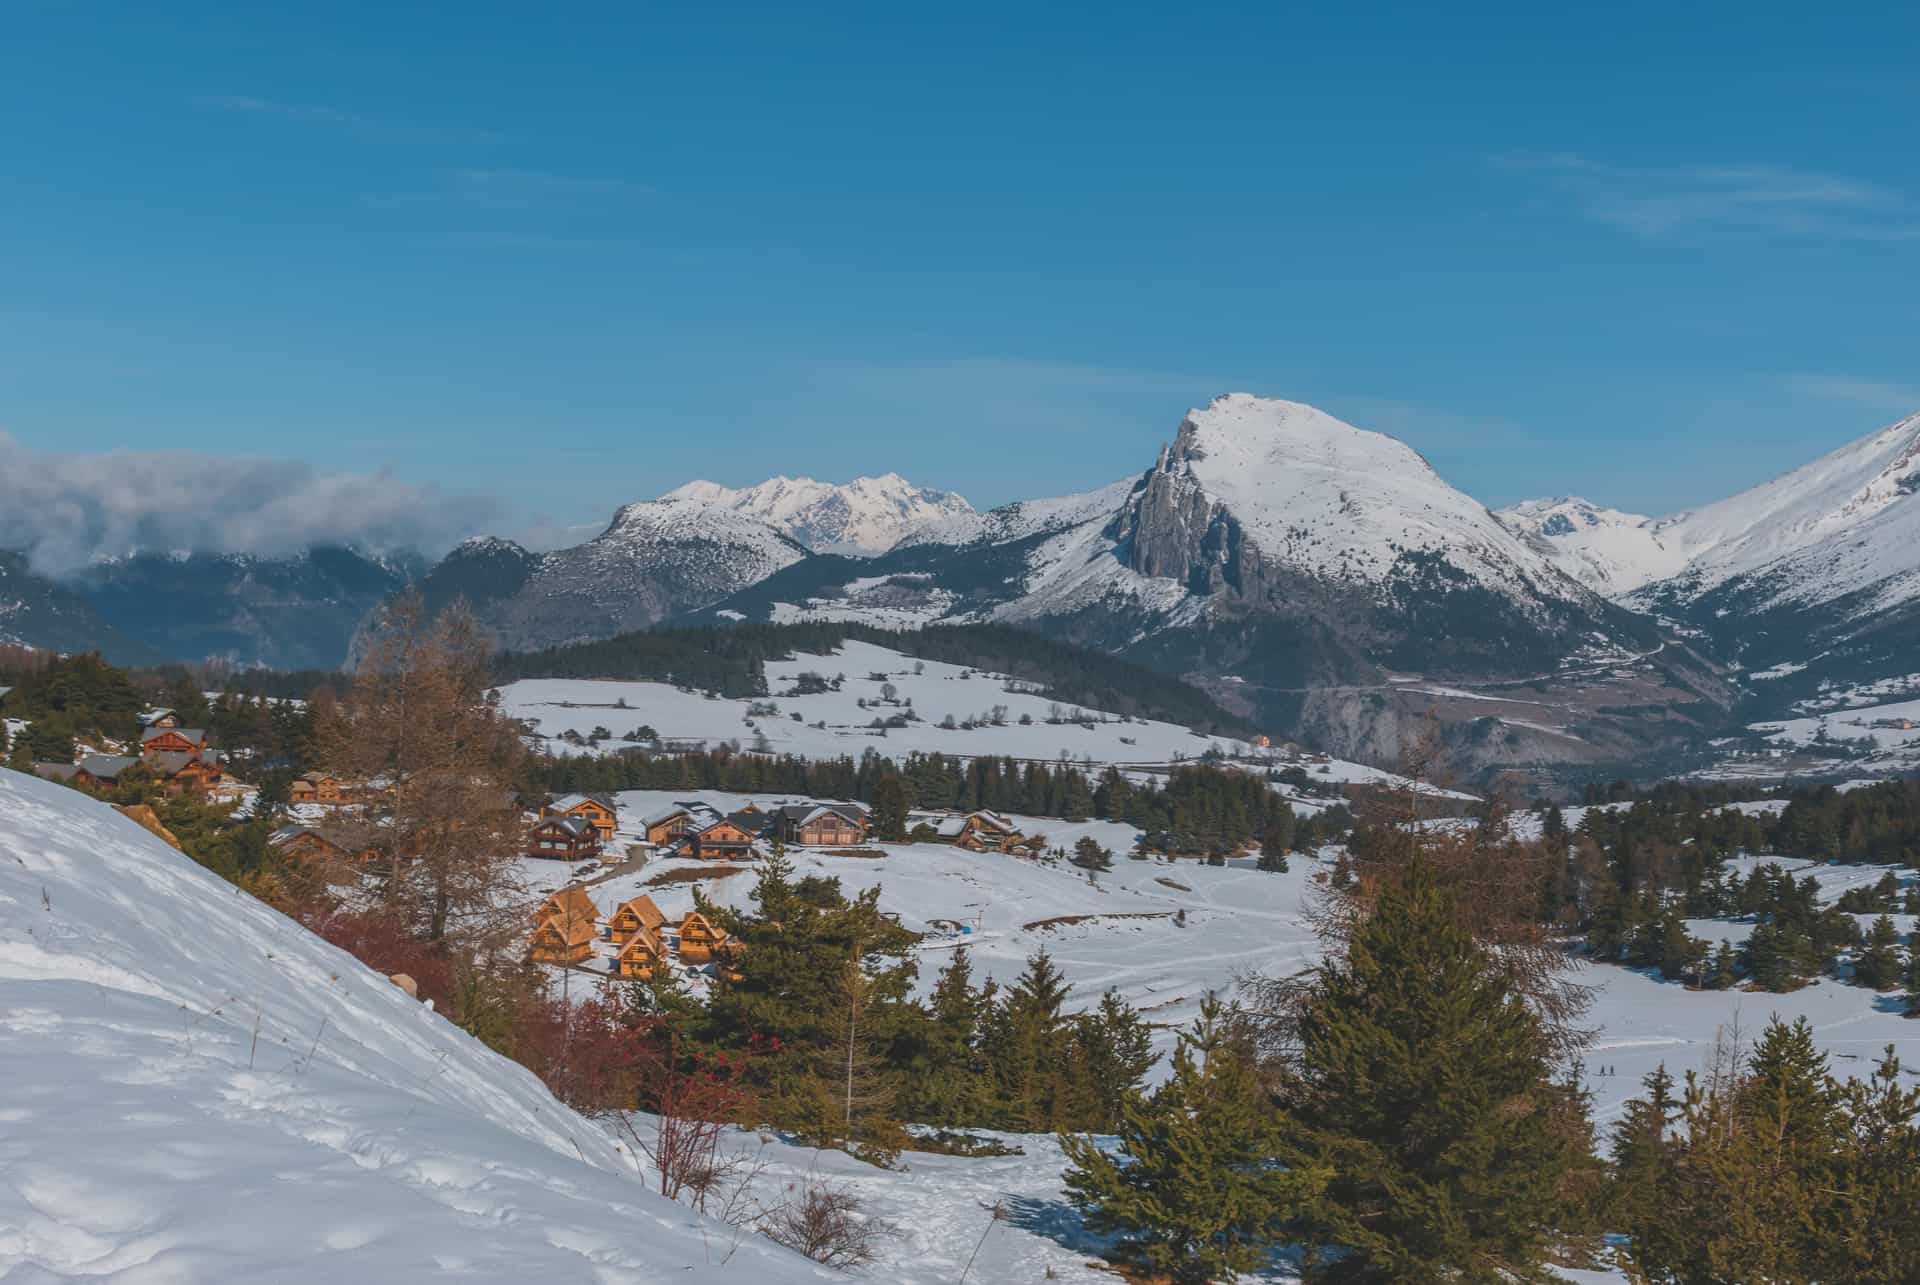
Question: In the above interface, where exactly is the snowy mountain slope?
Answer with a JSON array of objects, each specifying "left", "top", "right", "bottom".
[
  {"left": 662, "top": 474, "right": 974, "bottom": 555},
  {"left": 404, "top": 499, "right": 809, "bottom": 654},
  {"left": 1496, "top": 497, "right": 1690, "bottom": 597},
  {"left": 1637, "top": 411, "right": 1920, "bottom": 611},
  {"left": 0, "top": 767, "right": 832, "bottom": 1282},
  {"left": 894, "top": 477, "right": 1140, "bottom": 550}
]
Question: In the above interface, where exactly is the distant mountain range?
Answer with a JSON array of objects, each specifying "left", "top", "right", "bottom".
[
  {"left": 6, "top": 394, "right": 1918, "bottom": 781},
  {"left": 660, "top": 473, "right": 974, "bottom": 556}
]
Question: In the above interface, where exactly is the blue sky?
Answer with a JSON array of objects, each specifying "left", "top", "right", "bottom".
[{"left": 3, "top": 1, "right": 1918, "bottom": 552}]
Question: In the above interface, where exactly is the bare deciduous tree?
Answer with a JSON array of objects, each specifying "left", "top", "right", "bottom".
[{"left": 316, "top": 591, "right": 528, "bottom": 948}]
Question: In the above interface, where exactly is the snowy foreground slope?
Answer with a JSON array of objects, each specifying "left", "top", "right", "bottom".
[{"left": 0, "top": 768, "right": 832, "bottom": 1283}]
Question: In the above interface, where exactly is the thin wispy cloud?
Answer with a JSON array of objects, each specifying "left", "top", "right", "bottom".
[
  {"left": 193, "top": 93, "right": 511, "bottom": 145},
  {"left": 1787, "top": 373, "right": 1920, "bottom": 415},
  {"left": 1502, "top": 153, "right": 1920, "bottom": 242}
]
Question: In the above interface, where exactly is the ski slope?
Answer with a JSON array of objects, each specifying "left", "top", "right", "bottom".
[{"left": 0, "top": 767, "right": 834, "bottom": 1283}]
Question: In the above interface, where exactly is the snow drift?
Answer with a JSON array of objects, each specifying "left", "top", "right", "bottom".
[{"left": 0, "top": 767, "right": 830, "bottom": 1282}]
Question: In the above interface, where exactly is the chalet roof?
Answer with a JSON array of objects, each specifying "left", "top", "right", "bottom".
[
  {"left": 137, "top": 708, "right": 173, "bottom": 725},
  {"left": 32, "top": 762, "right": 81, "bottom": 783},
  {"left": 294, "top": 771, "right": 337, "bottom": 785},
  {"left": 725, "top": 810, "right": 773, "bottom": 834},
  {"left": 695, "top": 816, "right": 755, "bottom": 839},
  {"left": 0, "top": 686, "right": 13, "bottom": 702},
  {"left": 617, "top": 925, "right": 665, "bottom": 959},
  {"left": 614, "top": 895, "right": 667, "bottom": 932},
  {"left": 143, "top": 750, "right": 222, "bottom": 778},
  {"left": 640, "top": 805, "right": 691, "bottom": 827},
  {"left": 534, "top": 913, "right": 597, "bottom": 949},
  {"left": 969, "top": 810, "right": 1017, "bottom": 832},
  {"left": 141, "top": 726, "right": 207, "bottom": 746},
  {"left": 538, "top": 886, "right": 599, "bottom": 927},
  {"left": 532, "top": 815, "right": 598, "bottom": 840},
  {"left": 269, "top": 825, "right": 318, "bottom": 845},
  {"left": 550, "top": 792, "right": 616, "bottom": 814},
  {"left": 78, "top": 754, "right": 140, "bottom": 781}
]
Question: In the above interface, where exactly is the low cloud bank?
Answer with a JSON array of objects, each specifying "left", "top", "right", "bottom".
[{"left": 0, "top": 433, "right": 502, "bottom": 575}]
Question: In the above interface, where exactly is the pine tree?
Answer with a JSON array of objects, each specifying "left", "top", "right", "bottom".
[
  {"left": 1062, "top": 995, "right": 1325, "bottom": 1285},
  {"left": 1280, "top": 858, "right": 1585, "bottom": 1283},
  {"left": 1855, "top": 914, "right": 1903, "bottom": 990},
  {"left": 984, "top": 951, "right": 1072, "bottom": 1130},
  {"left": 1708, "top": 940, "right": 1739, "bottom": 990},
  {"left": 871, "top": 774, "right": 908, "bottom": 841},
  {"left": 1607, "top": 1065, "right": 1677, "bottom": 1234},
  {"left": 1904, "top": 945, "right": 1920, "bottom": 1016},
  {"left": 1067, "top": 990, "right": 1158, "bottom": 1131}
]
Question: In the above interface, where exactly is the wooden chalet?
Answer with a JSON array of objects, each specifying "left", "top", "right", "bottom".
[
  {"left": 138, "top": 708, "right": 179, "bottom": 729},
  {"left": 615, "top": 926, "right": 667, "bottom": 980},
  {"left": 142, "top": 749, "right": 225, "bottom": 799},
  {"left": 526, "top": 815, "right": 604, "bottom": 862},
  {"left": 641, "top": 805, "right": 697, "bottom": 847},
  {"left": 676, "top": 910, "right": 726, "bottom": 963},
  {"left": 608, "top": 895, "right": 668, "bottom": 944},
  {"left": 529, "top": 912, "right": 595, "bottom": 965},
  {"left": 269, "top": 825, "right": 350, "bottom": 865},
  {"left": 534, "top": 886, "right": 600, "bottom": 933},
  {"left": 542, "top": 793, "right": 618, "bottom": 842},
  {"left": 776, "top": 802, "right": 870, "bottom": 847},
  {"left": 688, "top": 815, "right": 759, "bottom": 861},
  {"left": 290, "top": 772, "right": 344, "bottom": 805},
  {"left": 957, "top": 810, "right": 1025, "bottom": 854},
  {"left": 140, "top": 726, "right": 211, "bottom": 755}
]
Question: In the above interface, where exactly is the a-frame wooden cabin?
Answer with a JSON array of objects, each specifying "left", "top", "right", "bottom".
[{"left": 608, "top": 895, "right": 668, "bottom": 945}]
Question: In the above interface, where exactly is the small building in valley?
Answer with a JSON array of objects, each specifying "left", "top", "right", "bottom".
[
  {"left": 608, "top": 895, "right": 668, "bottom": 944},
  {"left": 543, "top": 793, "right": 619, "bottom": 842},
  {"left": 290, "top": 772, "right": 344, "bottom": 805},
  {"left": 529, "top": 913, "right": 595, "bottom": 965},
  {"left": 777, "top": 802, "right": 870, "bottom": 847},
  {"left": 535, "top": 885, "right": 600, "bottom": 932},
  {"left": 688, "top": 816, "right": 760, "bottom": 861},
  {"left": 616, "top": 926, "right": 667, "bottom": 980},
  {"left": 526, "top": 815, "right": 604, "bottom": 862},
  {"left": 676, "top": 910, "right": 727, "bottom": 963},
  {"left": 140, "top": 726, "right": 211, "bottom": 755}
]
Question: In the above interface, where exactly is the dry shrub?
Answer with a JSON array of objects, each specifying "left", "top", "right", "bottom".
[{"left": 759, "top": 1177, "right": 897, "bottom": 1269}]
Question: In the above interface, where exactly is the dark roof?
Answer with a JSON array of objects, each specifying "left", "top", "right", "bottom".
[
  {"left": 32, "top": 762, "right": 81, "bottom": 783},
  {"left": 725, "top": 810, "right": 773, "bottom": 834},
  {"left": 79, "top": 754, "right": 141, "bottom": 781},
  {"left": 143, "top": 750, "right": 221, "bottom": 778},
  {"left": 269, "top": 825, "right": 317, "bottom": 844}
]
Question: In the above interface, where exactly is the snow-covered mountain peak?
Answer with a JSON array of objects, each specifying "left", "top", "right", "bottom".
[
  {"left": 1171, "top": 393, "right": 1441, "bottom": 482},
  {"left": 1495, "top": 497, "right": 1689, "bottom": 598},
  {"left": 658, "top": 474, "right": 974, "bottom": 555},
  {"left": 1138, "top": 394, "right": 1575, "bottom": 597}
]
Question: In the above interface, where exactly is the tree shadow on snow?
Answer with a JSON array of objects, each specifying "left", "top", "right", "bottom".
[{"left": 1004, "top": 1196, "right": 1307, "bottom": 1281}]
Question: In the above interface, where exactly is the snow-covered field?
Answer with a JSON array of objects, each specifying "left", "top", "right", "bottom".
[
  {"left": 1747, "top": 695, "right": 1920, "bottom": 776},
  {"left": 495, "top": 640, "right": 1434, "bottom": 801}
]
